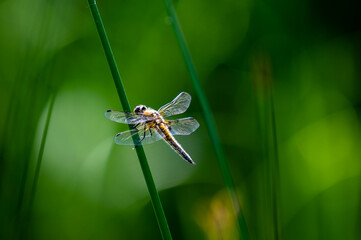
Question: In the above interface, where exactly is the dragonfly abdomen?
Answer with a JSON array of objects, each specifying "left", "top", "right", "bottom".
[{"left": 157, "top": 124, "right": 195, "bottom": 165}]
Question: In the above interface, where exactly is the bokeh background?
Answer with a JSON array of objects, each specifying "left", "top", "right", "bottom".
[{"left": 0, "top": 0, "right": 360, "bottom": 239}]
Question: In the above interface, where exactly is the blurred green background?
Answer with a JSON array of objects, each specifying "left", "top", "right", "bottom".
[{"left": 0, "top": 0, "right": 360, "bottom": 239}]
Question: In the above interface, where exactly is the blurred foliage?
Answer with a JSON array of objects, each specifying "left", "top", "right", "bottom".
[{"left": 0, "top": 0, "right": 360, "bottom": 239}]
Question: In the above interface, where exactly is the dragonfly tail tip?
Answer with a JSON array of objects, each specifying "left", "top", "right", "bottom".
[{"left": 189, "top": 160, "right": 196, "bottom": 165}]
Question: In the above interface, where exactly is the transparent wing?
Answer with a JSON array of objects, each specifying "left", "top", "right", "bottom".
[
  {"left": 114, "top": 125, "right": 165, "bottom": 145},
  {"left": 168, "top": 117, "right": 200, "bottom": 136},
  {"left": 158, "top": 92, "right": 192, "bottom": 118},
  {"left": 105, "top": 110, "right": 153, "bottom": 124}
]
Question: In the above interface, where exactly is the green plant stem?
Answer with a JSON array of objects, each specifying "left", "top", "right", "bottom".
[
  {"left": 87, "top": 1, "right": 172, "bottom": 239},
  {"left": 257, "top": 96, "right": 274, "bottom": 238},
  {"left": 253, "top": 57, "right": 280, "bottom": 239},
  {"left": 18, "top": 91, "right": 57, "bottom": 240},
  {"left": 161, "top": 1, "right": 249, "bottom": 239},
  {"left": 260, "top": 93, "right": 280, "bottom": 240},
  {"left": 32, "top": 92, "right": 56, "bottom": 203},
  {"left": 270, "top": 89, "right": 280, "bottom": 240}
]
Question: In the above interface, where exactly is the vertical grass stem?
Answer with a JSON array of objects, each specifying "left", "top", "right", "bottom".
[
  {"left": 162, "top": 1, "right": 249, "bottom": 239},
  {"left": 18, "top": 91, "right": 57, "bottom": 240},
  {"left": 252, "top": 54, "right": 280, "bottom": 239},
  {"left": 270, "top": 89, "right": 280, "bottom": 239},
  {"left": 87, "top": 1, "right": 172, "bottom": 239}
]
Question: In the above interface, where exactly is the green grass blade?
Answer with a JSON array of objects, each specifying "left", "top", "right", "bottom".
[
  {"left": 270, "top": 88, "right": 281, "bottom": 239},
  {"left": 161, "top": 1, "right": 249, "bottom": 239},
  {"left": 252, "top": 56, "right": 280, "bottom": 239},
  {"left": 18, "top": 91, "right": 57, "bottom": 240},
  {"left": 87, "top": 1, "right": 172, "bottom": 239}
]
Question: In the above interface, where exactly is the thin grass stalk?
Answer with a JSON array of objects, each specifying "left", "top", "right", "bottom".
[
  {"left": 269, "top": 88, "right": 280, "bottom": 239},
  {"left": 12, "top": 3, "right": 58, "bottom": 237},
  {"left": 13, "top": 85, "right": 43, "bottom": 240},
  {"left": 256, "top": 96, "right": 273, "bottom": 238},
  {"left": 262, "top": 89, "right": 280, "bottom": 240},
  {"left": 252, "top": 54, "right": 280, "bottom": 239},
  {"left": 13, "top": 142, "right": 31, "bottom": 240},
  {"left": 14, "top": 59, "right": 58, "bottom": 240},
  {"left": 18, "top": 91, "right": 57, "bottom": 240},
  {"left": 87, "top": 1, "right": 172, "bottom": 239},
  {"left": 161, "top": 1, "right": 249, "bottom": 239}
]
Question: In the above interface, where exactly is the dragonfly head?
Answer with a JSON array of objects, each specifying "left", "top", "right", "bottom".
[{"left": 134, "top": 105, "right": 147, "bottom": 114}]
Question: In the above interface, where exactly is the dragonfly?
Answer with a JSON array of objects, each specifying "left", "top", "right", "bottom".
[{"left": 105, "top": 92, "right": 200, "bottom": 165}]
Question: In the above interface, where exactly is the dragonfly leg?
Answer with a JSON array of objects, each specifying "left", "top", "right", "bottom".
[{"left": 139, "top": 125, "right": 147, "bottom": 143}]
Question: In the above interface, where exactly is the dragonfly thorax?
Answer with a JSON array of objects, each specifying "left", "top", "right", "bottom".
[{"left": 144, "top": 108, "right": 163, "bottom": 122}]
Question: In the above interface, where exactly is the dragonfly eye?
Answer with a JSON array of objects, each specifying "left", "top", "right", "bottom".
[{"left": 134, "top": 105, "right": 146, "bottom": 113}]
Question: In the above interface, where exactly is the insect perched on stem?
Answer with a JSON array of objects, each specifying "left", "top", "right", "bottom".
[{"left": 105, "top": 92, "right": 200, "bottom": 164}]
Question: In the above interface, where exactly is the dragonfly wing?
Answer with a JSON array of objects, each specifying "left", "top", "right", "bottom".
[
  {"left": 114, "top": 126, "right": 164, "bottom": 145},
  {"left": 158, "top": 92, "right": 192, "bottom": 118},
  {"left": 105, "top": 110, "right": 152, "bottom": 124},
  {"left": 114, "top": 128, "right": 139, "bottom": 145},
  {"left": 168, "top": 117, "right": 200, "bottom": 135}
]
